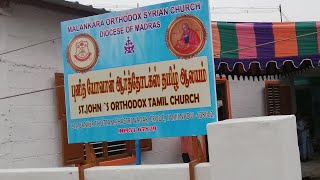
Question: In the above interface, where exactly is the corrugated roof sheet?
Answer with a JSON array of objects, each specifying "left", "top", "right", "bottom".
[{"left": 41, "top": 0, "right": 109, "bottom": 14}]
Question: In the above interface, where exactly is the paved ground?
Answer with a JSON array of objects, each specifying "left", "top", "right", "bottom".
[{"left": 301, "top": 153, "right": 320, "bottom": 179}]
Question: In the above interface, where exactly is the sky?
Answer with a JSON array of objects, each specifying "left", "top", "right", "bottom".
[{"left": 70, "top": 0, "right": 320, "bottom": 22}]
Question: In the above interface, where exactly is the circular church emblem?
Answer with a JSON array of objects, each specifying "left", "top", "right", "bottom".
[
  {"left": 166, "top": 15, "right": 207, "bottom": 59},
  {"left": 67, "top": 34, "right": 99, "bottom": 73}
]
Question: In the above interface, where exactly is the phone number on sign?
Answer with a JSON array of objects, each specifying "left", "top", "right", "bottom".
[{"left": 118, "top": 126, "right": 157, "bottom": 134}]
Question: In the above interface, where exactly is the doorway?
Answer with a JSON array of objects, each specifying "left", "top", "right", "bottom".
[
  {"left": 295, "top": 77, "right": 320, "bottom": 155},
  {"left": 294, "top": 77, "right": 320, "bottom": 179}
]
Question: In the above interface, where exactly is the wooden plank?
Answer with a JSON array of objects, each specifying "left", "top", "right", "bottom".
[
  {"left": 54, "top": 73, "right": 66, "bottom": 121},
  {"left": 99, "top": 156, "right": 136, "bottom": 166},
  {"left": 55, "top": 73, "right": 84, "bottom": 166},
  {"left": 189, "top": 137, "right": 205, "bottom": 180}
]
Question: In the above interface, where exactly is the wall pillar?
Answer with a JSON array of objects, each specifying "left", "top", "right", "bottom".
[{"left": 207, "top": 115, "right": 301, "bottom": 180}]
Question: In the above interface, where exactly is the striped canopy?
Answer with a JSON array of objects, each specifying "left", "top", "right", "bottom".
[{"left": 212, "top": 22, "right": 320, "bottom": 76}]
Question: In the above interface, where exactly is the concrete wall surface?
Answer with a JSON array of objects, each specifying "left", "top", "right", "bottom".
[
  {"left": 0, "top": 3, "right": 77, "bottom": 168},
  {"left": 142, "top": 137, "right": 182, "bottom": 164},
  {"left": 0, "top": 163, "right": 210, "bottom": 180},
  {"left": 0, "top": 167, "right": 78, "bottom": 180},
  {"left": 229, "top": 77, "right": 267, "bottom": 118},
  {"left": 207, "top": 115, "right": 301, "bottom": 180},
  {"left": 86, "top": 163, "right": 210, "bottom": 180},
  {"left": 0, "top": 115, "right": 302, "bottom": 180}
]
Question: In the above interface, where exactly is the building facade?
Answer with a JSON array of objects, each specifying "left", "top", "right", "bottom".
[{"left": 0, "top": 1, "right": 285, "bottom": 168}]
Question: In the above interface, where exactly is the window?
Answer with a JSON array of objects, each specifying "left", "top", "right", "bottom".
[
  {"left": 265, "top": 81, "right": 293, "bottom": 115},
  {"left": 55, "top": 73, "right": 152, "bottom": 166},
  {"left": 84, "top": 141, "right": 127, "bottom": 160}
]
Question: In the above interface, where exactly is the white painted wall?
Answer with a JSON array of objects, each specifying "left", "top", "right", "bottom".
[
  {"left": 86, "top": 163, "right": 210, "bottom": 180},
  {"left": 0, "top": 115, "right": 301, "bottom": 180},
  {"left": 207, "top": 115, "right": 301, "bottom": 180},
  {"left": 229, "top": 77, "right": 267, "bottom": 118},
  {"left": 0, "top": 163, "right": 210, "bottom": 180},
  {"left": 0, "top": 167, "right": 79, "bottom": 180},
  {"left": 142, "top": 138, "right": 182, "bottom": 164},
  {"left": 0, "top": 3, "right": 77, "bottom": 168}
]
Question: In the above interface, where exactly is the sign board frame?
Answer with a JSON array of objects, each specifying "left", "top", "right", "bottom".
[{"left": 61, "top": 0, "right": 217, "bottom": 143}]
